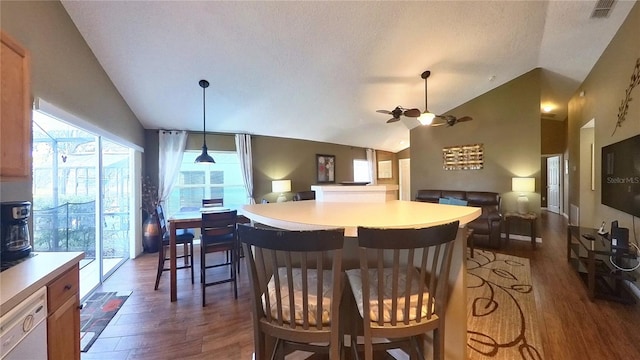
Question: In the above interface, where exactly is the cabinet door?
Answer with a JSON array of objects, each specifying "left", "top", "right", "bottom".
[
  {"left": 47, "top": 295, "right": 81, "bottom": 360},
  {"left": 0, "top": 31, "right": 31, "bottom": 180}
]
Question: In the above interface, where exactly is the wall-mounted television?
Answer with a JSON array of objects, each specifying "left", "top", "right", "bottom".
[{"left": 601, "top": 134, "right": 640, "bottom": 217}]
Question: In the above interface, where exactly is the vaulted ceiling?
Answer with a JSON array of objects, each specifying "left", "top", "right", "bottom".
[{"left": 61, "top": 1, "right": 635, "bottom": 152}]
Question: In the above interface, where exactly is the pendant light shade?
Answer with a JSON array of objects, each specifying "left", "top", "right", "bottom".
[{"left": 195, "top": 79, "right": 215, "bottom": 164}]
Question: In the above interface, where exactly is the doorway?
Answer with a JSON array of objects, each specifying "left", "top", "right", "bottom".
[
  {"left": 399, "top": 158, "right": 411, "bottom": 200},
  {"left": 546, "top": 155, "right": 561, "bottom": 214}
]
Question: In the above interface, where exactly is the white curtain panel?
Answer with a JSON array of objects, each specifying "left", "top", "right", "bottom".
[
  {"left": 366, "top": 148, "right": 377, "bottom": 185},
  {"left": 235, "top": 133, "right": 256, "bottom": 204},
  {"left": 158, "top": 130, "right": 188, "bottom": 203}
]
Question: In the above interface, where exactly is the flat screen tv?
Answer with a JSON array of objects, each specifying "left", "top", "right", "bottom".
[{"left": 601, "top": 134, "right": 640, "bottom": 217}]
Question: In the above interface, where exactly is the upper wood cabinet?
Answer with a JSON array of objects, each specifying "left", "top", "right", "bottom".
[{"left": 1, "top": 30, "right": 31, "bottom": 180}]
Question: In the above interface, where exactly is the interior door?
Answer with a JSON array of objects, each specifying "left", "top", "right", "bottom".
[
  {"left": 399, "top": 158, "right": 410, "bottom": 200},
  {"left": 547, "top": 155, "right": 560, "bottom": 214}
]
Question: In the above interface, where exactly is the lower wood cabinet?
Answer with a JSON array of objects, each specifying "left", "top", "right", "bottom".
[{"left": 47, "top": 264, "right": 81, "bottom": 360}]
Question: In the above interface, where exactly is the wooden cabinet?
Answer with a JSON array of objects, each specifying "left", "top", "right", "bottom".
[
  {"left": 47, "top": 264, "right": 81, "bottom": 360},
  {"left": 0, "top": 30, "right": 31, "bottom": 180}
]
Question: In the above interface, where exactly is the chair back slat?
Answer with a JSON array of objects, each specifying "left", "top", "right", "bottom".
[
  {"left": 156, "top": 205, "right": 168, "bottom": 235},
  {"left": 376, "top": 249, "right": 384, "bottom": 326},
  {"left": 315, "top": 252, "right": 323, "bottom": 330},
  {"left": 202, "top": 198, "right": 224, "bottom": 207}
]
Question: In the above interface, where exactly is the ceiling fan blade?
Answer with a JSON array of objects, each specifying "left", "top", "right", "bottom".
[
  {"left": 403, "top": 108, "right": 421, "bottom": 117},
  {"left": 456, "top": 116, "right": 473, "bottom": 122},
  {"left": 376, "top": 109, "right": 392, "bottom": 115},
  {"left": 386, "top": 117, "right": 400, "bottom": 123},
  {"left": 430, "top": 122, "right": 446, "bottom": 127}
]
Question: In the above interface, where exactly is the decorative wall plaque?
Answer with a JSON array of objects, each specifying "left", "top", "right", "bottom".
[{"left": 442, "top": 144, "right": 484, "bottom": 170}]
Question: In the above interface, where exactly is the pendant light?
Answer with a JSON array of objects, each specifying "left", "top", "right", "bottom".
[
  {"left": 195, "top": 79, "right": 215, "bottom": 164},
  {"left": 418, "top": 70, "right": 436, "bottom": 125}
]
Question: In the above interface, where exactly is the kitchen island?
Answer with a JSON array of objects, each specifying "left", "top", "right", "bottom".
[
  {"left": 311, "top": 184, "right": 398, "bottom": 202},
  {"left": 242, "top": 200, "right": 479, "bottom": 360}
]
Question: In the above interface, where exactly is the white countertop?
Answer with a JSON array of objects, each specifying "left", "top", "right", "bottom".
[
  {"left": 0, "top": 252, "right": 84, "bottom": 317},
  {"left": 243, "top": 200, "right": 480, "bottom": 237}
]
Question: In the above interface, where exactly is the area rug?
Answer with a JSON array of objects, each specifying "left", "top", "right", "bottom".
[
  {"left": 467, "top": 250, "right": 545, "bottom": 360},
  {"left": 80, "top": 291, "right": 131, "bottom": 352}
]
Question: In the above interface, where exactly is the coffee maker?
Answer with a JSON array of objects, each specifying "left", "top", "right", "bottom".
[{"left": 1, "top": 201, "right": 32, "bottom": 262}]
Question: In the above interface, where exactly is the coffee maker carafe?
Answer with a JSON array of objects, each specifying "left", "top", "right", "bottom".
[{"left": 1, "top": 201, "right": 32, "bottom": 262}]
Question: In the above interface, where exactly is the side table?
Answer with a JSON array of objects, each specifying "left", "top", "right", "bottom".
[{"left": 505, "top": 212, "right": 537, "bottom": 248}]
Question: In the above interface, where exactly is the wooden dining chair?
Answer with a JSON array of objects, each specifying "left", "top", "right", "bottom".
[
  {"left": 202, "top": 198, "right": 224, "bottom": 207},
  {"left": 346, "top": 221, "right": 460, "bottom": 360},
  {"left": 154, "top": 204, "right": 195, "bottom": 290},
  {"left": 237, "top": 224, "right": 346, "bottom": 360},
  {"left": 200, "top": 209, "right": 238, "bottom": 306}
]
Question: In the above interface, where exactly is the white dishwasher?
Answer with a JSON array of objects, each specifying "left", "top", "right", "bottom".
[{"left": 0, "top": 286, "right": 48, "bottom": 360}]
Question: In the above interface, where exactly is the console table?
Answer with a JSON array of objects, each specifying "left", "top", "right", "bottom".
[{"left": 566, "top": 226, "right": 636, "bottom": 304}]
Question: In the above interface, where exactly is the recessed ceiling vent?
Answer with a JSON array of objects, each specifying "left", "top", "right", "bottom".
[{"left": 591, "top": 0, "right": 616, "bottom": 18}]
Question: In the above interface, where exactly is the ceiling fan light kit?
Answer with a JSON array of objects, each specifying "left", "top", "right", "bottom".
[
  {"left": 195, "top": 79, "right": 215, "bottom": 164},
  {"left": 418, "top": 111, "right": 436, "bottom": 125},
  {"left": 379, "top": 69, "right": 473, "bottom": 127}
]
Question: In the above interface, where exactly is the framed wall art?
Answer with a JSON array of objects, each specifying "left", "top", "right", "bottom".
[
  {"left": 377, "top": 160, "right": 392, "bottom": 179},
  {"left": 316, "top": 154, "right": 335, "bottom": 183}
]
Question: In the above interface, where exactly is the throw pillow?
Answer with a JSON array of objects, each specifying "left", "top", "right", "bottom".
[
  {"left": 448, "top": 197, "right": 468, "bottom": 206},
  {"left": 438, "top": 197, "right": 451, "bottom": 205}
]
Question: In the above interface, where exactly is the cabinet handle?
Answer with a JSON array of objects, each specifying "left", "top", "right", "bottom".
[
  {"left": 78, "top": 304, "right": 84, "bottom": 310},
  {"left": 64, "top": 284, "right": 72, "bottom": 290}
]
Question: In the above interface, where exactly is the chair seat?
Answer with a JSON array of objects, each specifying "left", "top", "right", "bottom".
[
  {"left": 162, "top": 231, "right": 194, "bottom": 244},
  {"left": 346, "top": 268, "right": 434, "bottom": 323},
  {"left": 265, "top": 268, "right": 334, "bottom": 326}
]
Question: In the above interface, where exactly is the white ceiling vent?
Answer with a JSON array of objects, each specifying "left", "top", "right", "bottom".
[{"left": 591, "top": 0, "right": 616, "bottom": 18}]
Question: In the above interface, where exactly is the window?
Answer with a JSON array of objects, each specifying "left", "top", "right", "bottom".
[
  {"left": 353, "top": 159, "right": 370, "bottom": 182},
  {"left": 165, "top": 151, "right": 247, "bottom": 215}
]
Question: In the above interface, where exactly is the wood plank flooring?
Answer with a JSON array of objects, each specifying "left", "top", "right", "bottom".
[{"left": 82, "top": 211, "right": 640, "bottom": 360}]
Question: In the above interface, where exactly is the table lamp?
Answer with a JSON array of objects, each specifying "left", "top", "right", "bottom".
[
  {"left": 272, "top": 180, "right": 291, "bottom": 203},
  {"left": 512, "top": 177, "right": 535, "bottom": 214}
]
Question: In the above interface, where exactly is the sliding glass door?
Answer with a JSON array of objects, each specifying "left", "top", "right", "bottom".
[{"left": 32, "top": 111, "right": 134, "bottom": 299}]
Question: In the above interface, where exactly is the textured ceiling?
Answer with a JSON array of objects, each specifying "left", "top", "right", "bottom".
[{"left": 61, "top": 1, "right": 635, "bottom": 152}]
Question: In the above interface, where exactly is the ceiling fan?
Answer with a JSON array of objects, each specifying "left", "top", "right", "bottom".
[
  {"left": 376, "top": 106, "right": 421, "bottom": 123},
  {"left": 418, "top": 70, "right": 473, "bottom": 127}
]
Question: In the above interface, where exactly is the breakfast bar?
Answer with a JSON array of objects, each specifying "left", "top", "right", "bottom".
[{"left": 242, "top": 199, "right": 480, "bottom": 360}]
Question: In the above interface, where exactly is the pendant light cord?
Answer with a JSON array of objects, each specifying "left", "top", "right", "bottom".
[{"left": 202, "top": 83, "right": 207, "bottom": 147}]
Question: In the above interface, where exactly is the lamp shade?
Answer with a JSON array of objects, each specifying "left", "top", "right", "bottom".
[
  {"left": 512, "top": 177, "right": 535, "bottom": 193},
  {"left": 272, "top": 180, "right": 291, "bottom": 193}
]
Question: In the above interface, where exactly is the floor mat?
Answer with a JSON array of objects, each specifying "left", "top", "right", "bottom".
[
  {"left": 467, "top": 250, "right": 544, "bottom": 359},
  {"left": 80, "top": 291, "right": 131, "bottom": 352}
]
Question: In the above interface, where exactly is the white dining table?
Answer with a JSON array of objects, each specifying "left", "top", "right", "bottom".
[{"left": 241, "top": 199, "right": 480, "bottom": 360}]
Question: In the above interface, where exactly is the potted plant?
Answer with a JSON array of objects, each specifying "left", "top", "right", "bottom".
[{"left": 141, "top": 176, "right": 161, "bottom": 253}]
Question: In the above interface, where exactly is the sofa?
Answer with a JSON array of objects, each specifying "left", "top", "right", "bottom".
[{"left": 415, "top": 190, "right": 503, "bottom": 249}]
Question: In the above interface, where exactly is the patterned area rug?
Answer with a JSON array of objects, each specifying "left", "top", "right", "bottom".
[
  {"left": 80, "top": 291, "right": 131, "bottom": 352},
  {"left": 467, "top": 250, "right": 544, "bottom": 360}
]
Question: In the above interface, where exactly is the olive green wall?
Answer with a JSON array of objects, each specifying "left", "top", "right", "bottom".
[
  {"left": 410, "top": 69, "right": 542, "bottom": 214},
  {"left": 0, "top": 1, "right": 144, "bottom": 203},
  {"left": 567, "top": 2, "right": 640, "bottom": 230},
  {"left": 541, "top": 118, "right": 567, "bottom": 155},
  {"left": 144, "top": 130, "right": 368, "bottom": 203}
]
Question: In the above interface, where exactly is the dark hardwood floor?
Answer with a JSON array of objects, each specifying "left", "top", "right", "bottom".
[{"left": 82, "top": 211, "right": 640, "bottom": 360}]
